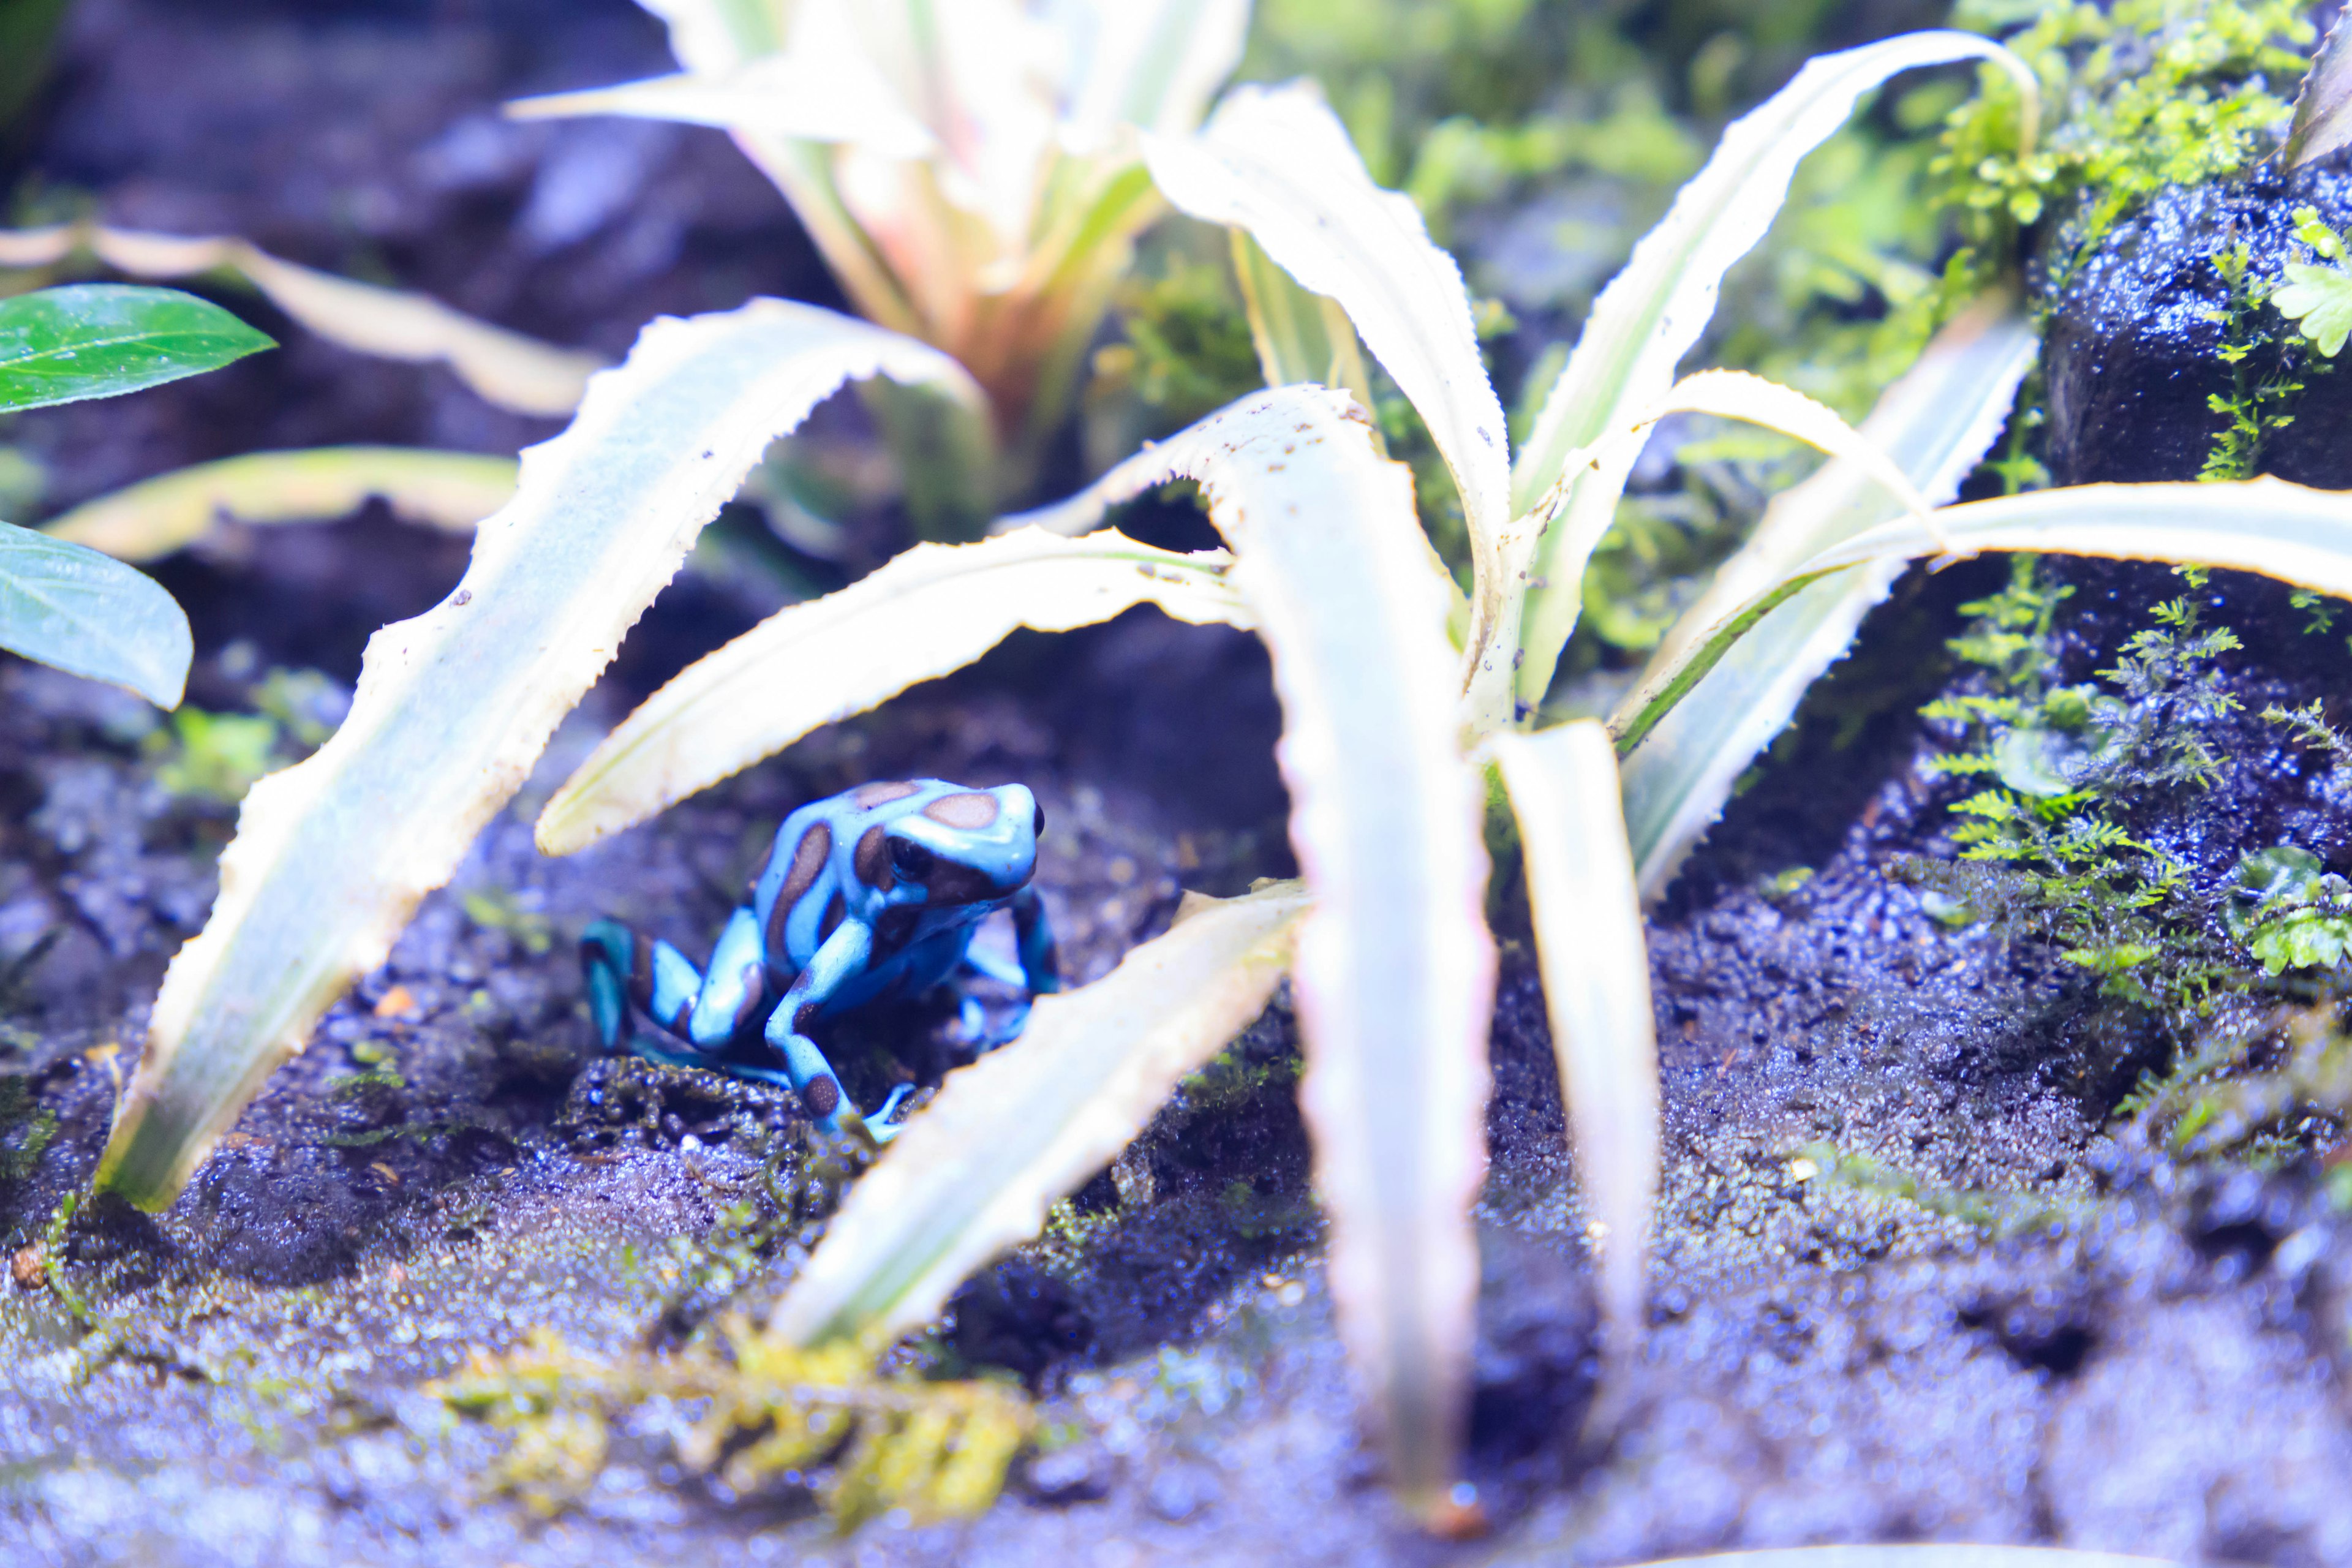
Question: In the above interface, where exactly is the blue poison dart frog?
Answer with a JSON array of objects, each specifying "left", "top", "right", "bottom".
[{"left": 581, "top": 779, "right": 1060, "bottom": 1144}]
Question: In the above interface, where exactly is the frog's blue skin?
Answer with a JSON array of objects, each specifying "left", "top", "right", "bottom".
[{"left": 579, "top": 779, "right": 1059, "bottom": 1143}]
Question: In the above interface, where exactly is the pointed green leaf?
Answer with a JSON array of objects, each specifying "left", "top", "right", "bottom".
[
  {"left": 0, "top": 519, "right": 191, "bottom": 707},
  {"left": 0, "top": 284, "right": 272, "bottom": 414}
]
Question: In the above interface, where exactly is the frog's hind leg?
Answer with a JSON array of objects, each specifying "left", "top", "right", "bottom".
[
  {"left": 581, "top": 918, "right": 703, "bottom": 1049},
  {"left": 581, "top": 910, "right": 770, "bottom": 1061}
]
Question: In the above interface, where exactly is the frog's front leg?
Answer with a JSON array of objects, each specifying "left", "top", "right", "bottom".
[
  {"left": 763, "top": 918, "right": 914, "bottom": 1143},
  {"left": 954, "top": 887, "right": 1063, "bottom": 1050},
  {"left": 1010, "top": 884, "right": 1061, "bottom": 997}
]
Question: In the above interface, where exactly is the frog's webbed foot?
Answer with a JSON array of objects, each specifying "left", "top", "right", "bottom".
[{"left": 952, "top": 993, "right": 1031, "bottom": 1052}]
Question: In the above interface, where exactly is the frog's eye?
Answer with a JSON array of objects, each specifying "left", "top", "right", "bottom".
[
  {"left": 1033, "top": 801, "right": 1046, "bottom": 837},
  {"left": 889, "top": 837, "right": 935, "bottom": 880}
]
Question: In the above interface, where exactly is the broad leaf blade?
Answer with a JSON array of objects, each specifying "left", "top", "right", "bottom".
[
  {"left": 773, "top": 881, "right": 1308, "bottom": 1346},
  {"left": 635, "top": 0, "right": 788, "bottom": 71},
  {"left": 2286, "top": 10, "right": 2352, "bottom": 168},
  {"left": 1145, "top": 83, "right": 1511, "bottom": 655},
  {"left": 1063, "top": 0, "right": 1251, "bottom": 142},
  {"left": 1505, "top": 31, "right": 2036, "bottom": 714},
  {"left": 1037, "top": 385, "right": 1494, "bottom": 1513},
  {"left": 0, "top": 284, "right": 271, "bottom": 413},
  {"left": 1618, "top": 478, "right": 2352, "bottom": 758},
  {"left": 1491, "top": 722, "right": 1658, "bottom": 1348},
  {"left": 507, "top": 58, "right": 936, "bottom": 158},
  {"left": 536, "top": 527, "right": 1256, "bottom": 854},
  {"left": 1228, "top": 228, "right": 1376, "bottom": 409},
  {"left": 1, "top": 225, "right": 603, "bottom": 417},
  {"left": 95, "top": 299, "right": 980, "bottom": 1210},
  {"left": 44, "top": 447, "right": 518, "bottom": 563},
  {"left": 1615, "top": 301, "right": 2036, "bottom": 895},
  {"left": 0, "top": 519, "right": 192, "bottom": 707}
]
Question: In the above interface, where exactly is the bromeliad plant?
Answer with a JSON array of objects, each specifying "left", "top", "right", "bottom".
[
  {"left": 513, "top": 0, "right": 1250, "bottom": 477},
  {"left": 85, "top": 22, "right": 2352, "bottom": 1523},
  {"left": 0, "top": 284, "right": 272, "bottom": 707}
]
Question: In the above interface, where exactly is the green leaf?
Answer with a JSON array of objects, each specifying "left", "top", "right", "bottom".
[
  {"left": 94, "top": 298, "right": 982, "bottom": 1212},
  {"left": 0, "top": 284, "right": 273, "bottom": 414},
  {"left": 0, "top": 226, "right": 601, "bottom": 417},
  {"left": 2272, "top": 258, "right": 2352, "bottom": 355},
  {"left": 0, "top": 518, "right": 192, "bottom": 707}
]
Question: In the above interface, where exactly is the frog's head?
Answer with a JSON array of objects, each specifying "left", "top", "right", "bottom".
[{"left": 875, "top": 782, "right": 1043, "bottom": 904}]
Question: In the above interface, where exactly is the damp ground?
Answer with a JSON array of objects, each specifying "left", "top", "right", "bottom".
[{"left": 7, "top": 2, "right": 2352, "bottom": 1564}]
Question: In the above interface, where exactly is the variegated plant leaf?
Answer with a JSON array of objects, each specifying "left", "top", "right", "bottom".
[
  {"left": 0, "top": 224, "right": 603, "bottom": 417},
  {"left": 2286, "top": 9, "right": 2352, "bottom": 168},
  {"left": 1005, "top": 385, "right": 1493, "bottom": 1513},
  {"left": 1502, "top": 30, "right": 2038, "bottom": 718},
  {"left": 507, "top": 56, "right": 936, "bottom": 157},
  {"left": 95, "top": 299, "right": 980, "bottom": 1210},
  {"left": 43, "top": 448, "right": 518, "bottom": 564},
  {"left": 534, "top": 527, "right": 1254, "bottom": 854},
  {"left": 1062, "top": 0, "right": 1252, "bottom": 145},
  {"left": 632, "top": 0, "right": 788, "bottom": 71},
  {"left": 1146, "top": 81, "right": 1511, "bottom": 676},
  {"left": 772, "top": 881, "right": 1308, "bottom": 1346},
  {"left": 1615, "top": 478, "right": 2352, "bottom": 759},
  {"left": 1227, "top": 229, "right": 1376, "bottom": 414},
  {"left": 1490, "top": 722, "right": 1659, "bottom": 1349},
  {"left": 1615, "top": 299, "right": 2036, "bottom": 895}
]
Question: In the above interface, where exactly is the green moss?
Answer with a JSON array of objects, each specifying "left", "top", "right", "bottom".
[
  {"left": 2200, "top": 240, "right": 2309, "bottom": 480},
  {"left": 434, "top": 1322, "right": 1032, "bottom": 1531},
  {"left": 1936, "top": 0, "right": 2314, "bottom": 290},
  {"left": 1905, "top": 559, "right": 2253, "bottom": 1025},
  {"left": 1792, "top": 1140, "right": 2075, "bottom": 1238},
  {"left": 0, "top": 1074, "right": 55, "bottom": 1183},
  {"left": 460, "top": 886, "right": 554, "bottom": 956}
]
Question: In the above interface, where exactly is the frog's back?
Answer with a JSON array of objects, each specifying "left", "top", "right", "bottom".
[{"left": 750, "top": 779, "right": 1031, "bottom": 977}]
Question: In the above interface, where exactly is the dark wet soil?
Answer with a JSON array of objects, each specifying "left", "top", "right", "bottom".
[
  {"left": 2044, "top": 147, "right": 2352, "bottom": 487},
  {"left": 9, "top": 3, "right": 2352, "bottom": 1566}
]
